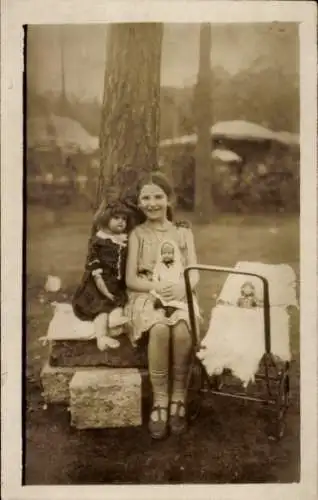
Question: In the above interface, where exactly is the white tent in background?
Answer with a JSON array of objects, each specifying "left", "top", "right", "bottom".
[
  {"left": 211, "top": 148, "right": 242, "bottom": 163},
  {"left": 27, "top": 114, "right": 99, "bottom": 154},
  {"left": 159, "top": 121, "right": 299, "bottom": 149},
  {"left": 160, "top": 120, "right": 277, "bottom": 148},
  {"left": 210, "top": 120, "right": 276, "bottom": 142},
  {"left": 49, "top": 115, "right": 99, "bottom": 154},
  {"left": 273, "top": 131, "right": 299, "bottom": 147},
  {"left": 27, "top": 116, "right": 56, "bottom": 150}
]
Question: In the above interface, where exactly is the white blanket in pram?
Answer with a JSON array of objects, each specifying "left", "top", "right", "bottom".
[
  {"left": 197, "top": 262, "right": 298, "bottom": 387},
  {"left": 216, "top": 261, "right": 298, "bottom": 308}
]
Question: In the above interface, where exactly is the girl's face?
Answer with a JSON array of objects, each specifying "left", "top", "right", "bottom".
[
  {"left": 138, "top": 183, "right": 169, "bottom": 222},
  {"left": 108, "top": 214, "right": 127, "bottom": 234}
]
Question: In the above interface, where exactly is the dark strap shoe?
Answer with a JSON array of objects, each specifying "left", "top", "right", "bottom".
[
  {"left": 148, "top": 406, "right": 168, "bottom": 440},
  {"left": 169, "top": 401, "right": 188, "bottom": 435}
]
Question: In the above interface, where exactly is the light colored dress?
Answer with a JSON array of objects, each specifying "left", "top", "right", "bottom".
[{"left": 125, "top": 221, "right": 199, "bottom": 343}]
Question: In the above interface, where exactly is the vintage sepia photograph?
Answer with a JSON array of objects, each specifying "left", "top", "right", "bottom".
[
  {"left": 1, "top": 2, "right": 317, "bottom": 498},
  {"left": 24, "top": 21, "right": 302, "bottom": 485}
]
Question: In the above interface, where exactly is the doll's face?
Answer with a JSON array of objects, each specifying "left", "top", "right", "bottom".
[
  {"left": 108, "top": 214, "right": 127, "bottom": 234},
  {"left": 241, "top": 282, "right": 255, "bottom": 297},
  {"left": 161, "top": 243, "right": 175, "bottom": 263}
]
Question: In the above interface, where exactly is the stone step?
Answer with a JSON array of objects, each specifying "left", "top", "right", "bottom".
[
  {"left": 69, "top": 368, "right": 144, "bottom": 429},
  {"left": 40, "top": 362, "right": 76, "bottom": 404},
  {"left": 40, "top": 361, "right": 151, "bottom": 407},
  {"left": 49, "top": 334, "right": 148, "bottom": 368}
]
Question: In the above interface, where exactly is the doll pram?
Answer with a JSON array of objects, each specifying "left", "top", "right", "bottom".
[{"left": 184, "top": 263, "right": 296, "bottom": 441}]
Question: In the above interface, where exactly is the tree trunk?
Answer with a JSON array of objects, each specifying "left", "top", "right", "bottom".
[
  {"left": 96, "top": 23, "right": 163, "bottom": 210},
  {"left": 194, "top": 23, "right": 213, "bottom": 223}
]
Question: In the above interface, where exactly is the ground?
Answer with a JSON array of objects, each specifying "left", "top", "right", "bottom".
[{"left": 24, "top": 205, "right": 300, "bottom": 485}]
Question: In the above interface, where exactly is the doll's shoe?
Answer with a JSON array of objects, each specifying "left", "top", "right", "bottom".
[
  {"left": 96, "top": 336, "right": 120, "bottom": 351},
  {"left": 169, "top": 401, "right": 188, "bottom": 435},
  {"left": 148, "top": 406, "right": 168, "bottom": 440}
]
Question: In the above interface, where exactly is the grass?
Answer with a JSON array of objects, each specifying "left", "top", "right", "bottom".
[{"left": 25, "top": 204, "right": 300, "bottom": 485}]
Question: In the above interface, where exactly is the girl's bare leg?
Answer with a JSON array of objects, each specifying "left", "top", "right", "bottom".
[
  {"left": 147, "top": 323, "right": 170, "bottom": 438},
  {"left": 170, "top": 320, "right": 192, "bottom": 433}
]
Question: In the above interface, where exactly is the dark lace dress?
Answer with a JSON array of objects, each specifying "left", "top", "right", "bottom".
[{"left": 72, "top": 233, "right": 128, "bottom": 321}]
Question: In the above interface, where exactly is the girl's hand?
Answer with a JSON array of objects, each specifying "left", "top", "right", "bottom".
[
  {"left": 168, "top": 281, "right": 186, "bottom": 301},
  {"left": 152, "top": 281, "right": 172, "bottom": 296},
  {"left": 156, "top": 281, "right": 186, "bottom": 301}
]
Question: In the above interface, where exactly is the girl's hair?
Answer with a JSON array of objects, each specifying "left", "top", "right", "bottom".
[
  {"left": 136, "top": 171, "right": 175, "bottom": 222},
  {"left": 94, "top": 201, "right": 132, "bottom": 231}
]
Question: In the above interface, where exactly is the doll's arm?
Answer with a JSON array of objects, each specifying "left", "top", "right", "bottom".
[
  {"left": 92, "top": 272, "right": 115, "bottom": 301},
  {"left": 86, "top": 239, "right": 115, "bottom": 301},
  {"left": 85, "top": 238, "right": 102, "bottom": 273}
]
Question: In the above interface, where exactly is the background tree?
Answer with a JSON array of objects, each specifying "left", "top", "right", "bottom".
[
  {"left": 57, "top": 26, "right": 69, "bottom": 117},
  {"left": 96, "top": 23, "right": 164, "bottom": 211},
  {"left": 194, "top": 23, "right": 213, "bottom": 223}
]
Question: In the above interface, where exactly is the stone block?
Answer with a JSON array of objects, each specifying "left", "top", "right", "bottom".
[
  {"left": 69, "top": 368, "right": 143, "bottom": 429},
  {"left": 40, "top": 362, "right": 76, "bottom": 404},
  {"left": 49, "top": 334, "right": 148, "bottom": 369}
]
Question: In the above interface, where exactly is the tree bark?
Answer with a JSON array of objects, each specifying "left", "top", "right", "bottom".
[
  {"left": 194, "top": 23, "right": 213, "bottom": 223},
  {"left": 96, "top": 23, "right": 163, "bottom": 210}
]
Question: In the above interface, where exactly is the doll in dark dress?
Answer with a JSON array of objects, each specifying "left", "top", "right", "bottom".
[{"left": 72, "top": 201, "right": 131, "bottom": 350}]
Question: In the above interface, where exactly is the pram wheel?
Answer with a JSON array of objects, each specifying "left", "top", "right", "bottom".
[
  {"left": 187, "top": 358, "right": 205, "bottom": 422},
  {"left": 266, "top": 364, "right": 290, "bottom": 440},
  {"left": 275, "top": 367, "right": 290, "bottom": 440}
]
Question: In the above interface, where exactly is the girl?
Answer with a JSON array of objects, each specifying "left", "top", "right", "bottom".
[
  {"left": 125, "top": 172, "right": 200, "bottom": 439},
  {"left": 72, "top": 201, "right": 131, "bottom": 351}
]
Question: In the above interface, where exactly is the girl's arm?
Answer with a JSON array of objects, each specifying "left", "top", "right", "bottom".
[
  {"left": 125, "top": 231, "right": 158, "bottom": 293},
  {"left": 185, "top": 228, "right": 200, "bottom": 290}
]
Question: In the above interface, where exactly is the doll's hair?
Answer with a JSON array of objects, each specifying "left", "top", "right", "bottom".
[
  {"left": 94, "top": 200, "right": 132, "bottom": 232},
  {"left": 161, "top": 241, "right": 175, "bottom": 252},
  {"left": 136, "top": 171, "right": 175, "bottom": 222},
  {"left": 241, "top": 281, "right": 256, "bottom": 293}
]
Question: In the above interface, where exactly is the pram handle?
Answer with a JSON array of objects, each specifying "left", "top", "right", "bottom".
[{"left": 184, "top": 264, "right": 271, "bottom": 353}]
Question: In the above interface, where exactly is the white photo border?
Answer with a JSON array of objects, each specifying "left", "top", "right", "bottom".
[{"left": 1, "top": 1, "right": 317, "bottom": 500}]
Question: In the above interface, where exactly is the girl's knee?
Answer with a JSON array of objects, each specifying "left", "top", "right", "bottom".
[
  {"left": 149, "top": 323, "right": 170, "bottom": 343},
  {"left": 172, "top": 321, "right": 192, "bottom": 346},
  {"left": 172, "top": 320, "right": 190, "bottom": 337}
]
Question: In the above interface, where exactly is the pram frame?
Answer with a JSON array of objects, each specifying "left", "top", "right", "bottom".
[{"left": 184, "top": 264, "right": 291, "bottom": 440}]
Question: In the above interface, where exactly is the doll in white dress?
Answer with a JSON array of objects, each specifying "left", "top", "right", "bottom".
[{"left": 151, "top": 240, "right": 191, "bottom": 317}]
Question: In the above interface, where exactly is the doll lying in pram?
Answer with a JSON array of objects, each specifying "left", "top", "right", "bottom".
[{"left": 184, "top": 261, "right": 299, "bottom": 439}]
